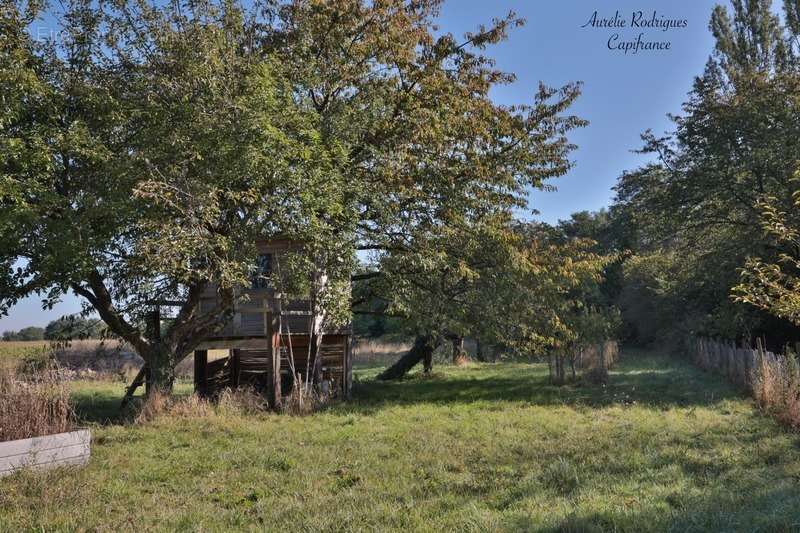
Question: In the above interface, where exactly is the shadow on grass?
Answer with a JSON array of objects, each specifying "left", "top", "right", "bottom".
[
  {"left": 71, "top": 382, "right": 193, "bottom": 426},
  {"left": 72, "top": 389, "right": 130, "bottom": 425},
  {"left": 345, "top": 351, "right": 746, "bottom": 414}
]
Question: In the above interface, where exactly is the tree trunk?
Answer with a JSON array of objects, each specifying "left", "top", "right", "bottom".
[
  {"left": 147, "top": 346, "right": 176, "bottom": 395},
  {"left": 423, "top": 345, "right": 433, "bottom": 373},
  {"left": 570, "top": 352, "right": 577, "bottom": 381},
  {"left": 451, "top": 335, "right": 468, "bottom": 366},
  {"left": 475, "top": 339, "right": 486, "bottom": 362},
  {"left": 550, "top": 352, "right": 567, "bottom": 385},
  {"left": 377, "top": 335, "right": 438, "bottom": 380}
]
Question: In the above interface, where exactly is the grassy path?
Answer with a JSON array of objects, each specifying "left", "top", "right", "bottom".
[{"left": 2, "top": 351, "right": 800, "bottom": 531}]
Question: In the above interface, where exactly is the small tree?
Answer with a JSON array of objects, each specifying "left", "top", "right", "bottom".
[{"left": 373, "top": 221, "right": 612, "bottom": 379}]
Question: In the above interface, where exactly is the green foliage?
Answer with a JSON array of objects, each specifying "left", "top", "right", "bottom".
[
  {"left": 1, "top": 0, "right": 338, "bottom": 389},
  {"left": 1, "top": 0, "right": 588, "bottom": 390},
  {"left": 359, "top": 217, "right": 614, "bottom": 361},
  {"left": 351, "top": 313, "right": 406, "bottom": 339},
  {"left": 611, "top": 0, "right": 800, "bottom": 344},
  {"left": 734, "top": 176, "right": 800, "bottom": 326},
  {"left": 43, "top": 315, "right": 105, "bottom": 340}
]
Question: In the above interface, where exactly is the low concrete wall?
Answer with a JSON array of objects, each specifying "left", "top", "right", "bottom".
[{"left": 0, "top": 429, "right": 90, "bottom": 477}]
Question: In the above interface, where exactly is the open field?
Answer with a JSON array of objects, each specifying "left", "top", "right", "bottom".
[
  {"left": 0, "top": 340, "right": 230, "bottom": 378},
  {"left": 2, "top": 351, "right": 800, "bottom": 531},
  {"left": 0, "top": 339, "right": 407, "bottom": 372},
  {"left": 0, "top": 341, "right": 49, "bottom": 369}
]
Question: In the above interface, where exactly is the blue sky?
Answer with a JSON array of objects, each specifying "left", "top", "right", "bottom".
[{"left": 1, "top": 0, "right": 720, "bottom": 331}]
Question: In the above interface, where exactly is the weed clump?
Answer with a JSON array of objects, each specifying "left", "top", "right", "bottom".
[
  {"left": 752, "top": 348, "right": 800, "bottom": 430},
  {"left": 541, "top": 458, "right": 580, "bottom": 496},
  {"left": 283, "top": 377, "right": 327, "bottom": 416},
  {"left": 217, "top": 387, "right": 268, "bottom": 416}
]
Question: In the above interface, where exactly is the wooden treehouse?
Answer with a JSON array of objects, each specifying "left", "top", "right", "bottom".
[
  {"left": 192, "top": 239, "right": 353, "bottom": 406},
  {"left": 121, "top": 239, "right": 353, "bottom": 408}
]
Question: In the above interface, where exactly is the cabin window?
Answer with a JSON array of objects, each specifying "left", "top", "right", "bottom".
[{"left": 251, "top": 253, "right": 272, "bottom": 289}]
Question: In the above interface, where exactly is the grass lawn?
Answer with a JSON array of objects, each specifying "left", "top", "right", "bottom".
[{"left": 2, "top": 351, "right": 800, "bottom": 531}]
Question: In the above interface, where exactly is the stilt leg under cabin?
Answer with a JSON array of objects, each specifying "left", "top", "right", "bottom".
[{"left": 192, "top": 333, "right": 351, "bottom": 403}]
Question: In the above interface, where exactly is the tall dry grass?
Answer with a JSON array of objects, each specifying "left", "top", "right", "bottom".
[
  {"left": 133, "top": 386, "right": 268, "bottom": 424},
  {"left": 751, "top": 350, "right": 800, "bottom": 430},
  {"left": 282, "top": 376, "right": 326, "bottom": 416},
  {"left": 0, "top": 365, "right": 74, "bottom": 442}
]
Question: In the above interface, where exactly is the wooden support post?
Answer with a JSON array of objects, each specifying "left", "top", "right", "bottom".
[
  {"left": 231, "top": 349, "right": 240, "bottom": 389},
  {"left": 344, "top": 335, "right": 353, "bottom": 398},
  {"left": 194, "top": 350, "right": 208, "bottom": 397},
  {"left": 270, "top": 312, "right": 282, "bottom": 410},
  {"left": 144, "top": 307, "right": 161, "bottom": 395},
  {"left": 121, "top": 365, "right": 148, "bottom": 408}
]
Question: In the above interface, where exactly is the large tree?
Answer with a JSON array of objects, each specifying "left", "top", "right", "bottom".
[
  {"left": 1, "top": 0, "right": 341, "bottom": 391},
  {"left": 2, "top": 0, "right": 585, "bottom": 393}
]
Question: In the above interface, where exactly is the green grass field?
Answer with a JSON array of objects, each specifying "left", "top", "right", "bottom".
[{"left": 2, "top": 351, "right": 800, "bottom": 531}]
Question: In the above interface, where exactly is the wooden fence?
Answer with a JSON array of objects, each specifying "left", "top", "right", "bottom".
[
  {"left": 691, "top": 337, "right": 800, "bottom": 428},
  {"left": 691, "top": 337, "right": 784, "bottom": 390}
]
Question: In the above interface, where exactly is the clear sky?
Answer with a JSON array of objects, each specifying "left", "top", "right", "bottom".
[{"left": 1, "top": 0, "right": 721, "bottom": 332}]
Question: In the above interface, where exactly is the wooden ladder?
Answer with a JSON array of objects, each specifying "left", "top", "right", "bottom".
[{"left": 120, "top": 365, "right": 148, "bottom": 408}]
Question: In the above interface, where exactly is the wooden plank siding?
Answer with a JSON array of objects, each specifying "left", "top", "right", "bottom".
[{"left": 196, "top": 334, "right": 349, "bottom": 399}]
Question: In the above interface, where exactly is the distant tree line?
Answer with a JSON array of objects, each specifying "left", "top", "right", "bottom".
[{"left": 2, "top": 316, "right": 105, "bottom": 341}]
